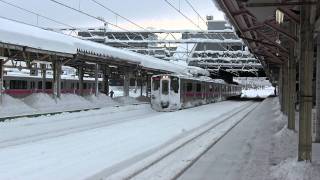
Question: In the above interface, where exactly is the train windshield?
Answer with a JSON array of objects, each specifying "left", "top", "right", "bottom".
[
  {"left": 170, "top": 77, "right": 179, "bottom": 93},
  {"left": 162, "top": 80, "right": 169, "bottom": 95},
  {"left": 152, "top": 77, "right": 160, "bottom": 91}
]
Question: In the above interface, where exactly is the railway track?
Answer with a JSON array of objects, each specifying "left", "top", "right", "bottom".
[
  {"left": 0, "top": 103, "right": 153, "bottom": 148},
  {"left": 107, "top": 101, "right": 260, "bottom": 180},
  {"left": 0, "top": 102, "right": 149, "bottom": 122}
]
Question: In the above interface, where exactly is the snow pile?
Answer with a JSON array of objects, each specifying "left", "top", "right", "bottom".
[
  {"left": 113, "top": 96, "right": 141, "bottom": 105},
  {"left": 57, "top": 94, "right": 96, "bottom": 110},
  {"left": 23, "top": 93, "right": 96, "bottom": 112},
  {"left": 85, "top": 94, "right": 119, "bottom": 107},
  {"left": 241, "top": 86, "right": 274, "bottom": 98},
  {"left": 271, "top": 158, "right": 320, "bottom": 180},
  {"left": 23, "top": 93, "right": 59, "bottom": 111},
  {"left": 0, "top": 94, "right": 37, "bottom": 117}
]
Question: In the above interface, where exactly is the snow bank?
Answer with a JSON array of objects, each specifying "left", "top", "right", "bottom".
[
  {"left": 113, "top": 96, "right": 141, "bottom": 105},
  {"left": 0, "top": 94, "right": 37, "bottom": 118},
  {"left": 85, "top": 94, "right": 119, "bottom": 107},
  {"left": 271, "top": 158, "right": 320, "bottom": 180}
]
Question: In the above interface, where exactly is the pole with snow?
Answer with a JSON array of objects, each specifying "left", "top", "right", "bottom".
[{"left": 95, "top": 63, "right": 99, "bottom": 97}]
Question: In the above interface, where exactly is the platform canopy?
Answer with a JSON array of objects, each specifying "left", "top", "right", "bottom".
[
  {"left": 0, "top": 17, "right": 209, "bottom": 76},
  {"left": 214, "top": 0, "right": 319, "bottom": 79}
]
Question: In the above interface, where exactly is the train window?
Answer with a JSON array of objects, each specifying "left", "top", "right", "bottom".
[
  {"left": 196, "top": 84, "right": 201, "bottom": 92},
  {"left": 162, "top": 80, "right": 169, "bottom": 95},
  {"left": 170, "top": 77, "right": 179, "bottom": 93},
  {"left": 61, "top": 82, "right": 64, "bottom": 89},
  {"left": 30, "top": 82, "right": 36, "bottom": 89},
  {"left": 38, "top": 82, "right": 42, "bottom": 89},
  {"left": 46, "top": 82, "right": 52, "bottom": 89},
  {"left": 186, "top": 83, "right": 193, "bottom": 92},
  {"left": 10, "top": 80, "right": 27, "bottom": 89},
  {"left": 209, "top": 85, "right": 213, "bottom": 92},
  {"left": 83, "top": 83, "right": 87, "bottom": 89},
  {"left": 153, "top": 77, "right": 160, "bottom": 91},
  {"left": 71, "top": 83, "right": 75, "bottom": 89}
]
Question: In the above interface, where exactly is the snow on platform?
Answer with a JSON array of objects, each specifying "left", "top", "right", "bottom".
[
  {"left": 0, "top": 92, "right": 146, "bottom": 118},
  {"left": 0, "top": 101, "right": 247, "bottom": 180},
  {"left": 178, "top": 98, "right": 320, "bottom": 180}
]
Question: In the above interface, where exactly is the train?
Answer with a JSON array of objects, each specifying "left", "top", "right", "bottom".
[
  {"left": 150, "top": 74, "right": 242, "bottom": 111},
  {"left": 2, "top": 74, "right": 102, "bottom": 98}
]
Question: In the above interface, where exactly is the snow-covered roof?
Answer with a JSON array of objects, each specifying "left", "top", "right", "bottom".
[{"left": 0, "top": 18, "right": 208, "bottom": 76}]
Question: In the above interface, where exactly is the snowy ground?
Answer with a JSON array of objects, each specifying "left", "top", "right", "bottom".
[
  {"left": 0, "top": 100, "right": 249, "bottom": 180},
  {"left": 177, "top": 98, "right": 320, "bottom": 180}
]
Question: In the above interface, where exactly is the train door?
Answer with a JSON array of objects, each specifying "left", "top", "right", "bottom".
[{"left": 160, "top": 77, "right": 170, "bottom": 108}]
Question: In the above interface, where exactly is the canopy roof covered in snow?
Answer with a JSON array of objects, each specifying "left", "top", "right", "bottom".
[{"left": 0, "top": 18, "right": 208, "bottom": 76}]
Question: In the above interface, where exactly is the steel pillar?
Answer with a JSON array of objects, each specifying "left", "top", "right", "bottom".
[
  {"left": 78, "top": 66, "right": 84, "bottom": 96},
  {"left": 279, "top": 67, "right": 284, "bottom": 112},
  {"left": 102, "top": 66, "right": 109, "bottom": 95},
  {"left": 94, "top": 64, "right": 99, "bottom": 96},
  {"left": 41, "top": 64, "right": 46, "bottom": 92},
  {"left": 123, "top": 71, "right": 130, "bottom": 97},
  {"left": 0, "top": 59, "right": 3, "bottom": 105},
  {"left": 298, "top": 5, "right": 314, "bottom": 161},
  {"left": 288, "top": 24, "right": 297, "bottom": 130},
  {"left": 315, "top": 36, "right": 320, "bottom": 142},
  {"left": 140, "top": 77, "right": 143, "bottom": 97},
  {"left": 146, "top": 74, "right": 150, "bottom": 98},
  {"left": 283, "top": 62, "right": 289, "bottom": 115},
  {"left": 52, "top": 60, "right": 62, "bottom": 99}
]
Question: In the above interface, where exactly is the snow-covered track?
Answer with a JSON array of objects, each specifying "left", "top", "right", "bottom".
[
  {"left": 0, "top": 103, "right": 148, "bottom": 122},
  {"left": 0, "top": 104, "right": 152, "bottom": 148},
  {"left": 107, "top": 101, "right": 260, "bottom": 180}
]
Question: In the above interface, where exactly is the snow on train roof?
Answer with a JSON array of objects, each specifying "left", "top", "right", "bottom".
[
  {"left": 153, "top": 74, "right": 228, "bottom": 84},
  {"left": 0, "top": 18, "right": 208, "bottom": 76}
]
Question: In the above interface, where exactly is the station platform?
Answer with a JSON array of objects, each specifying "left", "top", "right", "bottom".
[{"left": 178, "top": 97, "right": 318, "bottom": 180}]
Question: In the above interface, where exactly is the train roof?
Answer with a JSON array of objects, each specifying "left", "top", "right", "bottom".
[{"left": 152, "top": 74, "right": 230, "bottom": 85}]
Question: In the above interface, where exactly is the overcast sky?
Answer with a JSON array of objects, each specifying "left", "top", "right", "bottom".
[{"left": 0, "top": 0, "right": 225, "bottom": 30}]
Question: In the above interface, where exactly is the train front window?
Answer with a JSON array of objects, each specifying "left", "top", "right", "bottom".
[
  {"left": 162, "top": 80, "right": 169, "bottom": 95},
  {"left": 170, "top": 77, "right": 179, "bottom": 93},
  {"left": 152, "top": 77, "right": 160, "bottom": 91}
]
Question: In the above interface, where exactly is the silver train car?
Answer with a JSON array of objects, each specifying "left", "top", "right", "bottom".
[{"left": 151, "top": 74, "right": 242, "bottom": 111}]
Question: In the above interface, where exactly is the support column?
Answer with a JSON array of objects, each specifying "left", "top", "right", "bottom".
[
  {"left": 288, "top": 24, "right": 297, "bottom": 130},
  {"left": 41, "top": 64, "right": 46, "bottom": 92},
  {"left": 283, "top": 62, "right": 289, "bottom": 115},
  {"left": 94, "top": 64, "right": 99, "bottom": 96},
  {"left": 140, "top": 77, "right": 143, "bottom": 97},
  {"left": 0, "top": 59, "right": 3, "bottom": 105},
  {"left": 52, "top": 60, "right": 62, "bottom": 99},
  {"left": 102, "top": 66, "right": 109, "bottom": 96},
  {"left": 78, "top": 66, "right": 84, "bottom": 96},
  {"left": 279, "top": 67, "right": 284, "bottom": 112},
  {"left": 123, "top": 71, "right": 130, "bottom": 97},
  {"left": 298, "top": 5, "right": 314, "bottom": 161},
  {"left": 146, "top": 74, "right": 150, "bottom": 98},
  {"left": 315, "top": 36, "right": 320, "bottom": 142}
]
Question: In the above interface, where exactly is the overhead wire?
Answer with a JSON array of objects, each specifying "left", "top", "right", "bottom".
[{"left": 0, "top": 0, "right": 76, "bottom": 29}]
